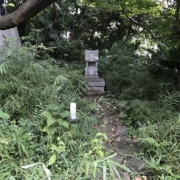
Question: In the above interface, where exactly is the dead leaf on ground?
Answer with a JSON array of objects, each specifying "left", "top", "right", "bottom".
[
  {"left": 135, "top": 176, "right": 142, "bottom": 180},
  {"left": 132, "top": 138, "right": 139, "bottom": 143}
]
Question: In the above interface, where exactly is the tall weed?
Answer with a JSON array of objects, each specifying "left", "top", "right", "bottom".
[
  {"left": 0, "top": 45, "right": 88, "bottom": 118},
  {"left": 119, "top": 98, "right": 180, "bottom": 179}
]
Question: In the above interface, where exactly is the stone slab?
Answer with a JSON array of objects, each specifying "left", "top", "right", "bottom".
[
  {"left": 104, "top": 123, "right": 114, "bottom": 132},
  {"left": 114, "top": 141, "right": 140, "bottom": 155},
  {"left": 85, "top": 50, "right": 99, "bottom": 61},
  {"left": 86, "top": 76, "right": 105, "bottom": 81},
  {"left": 85, "top": 75, "right": 99, "bottom": 78},
  {"left": 104, "top": 110, "right": 115, "bottom": 116},
  {"left": 86, "top": 89, "right": 105, "bottom": 95},
  {"left": 87, "top": 78, "right": 105, "bottom": 81},
  {"left": 102, "top": 116, "right": 113, "bottom": 123},
  {"left": 116, "top": 126, "right": 128, "bottom": 136},
  {"left": 88, "top": 81, "right": 105, "bottom": 86},
  {"left": 119, "top": 172, "right": 131, "bottom": 180},
  {"left": 0, "top": 27, "right": 22, "bottom": 47},
  {"left": 89, "top": 86, "right": 104, "bottom": 91},
  {"left": 126, "top": 158, "right": 147, "bottom": 175}
]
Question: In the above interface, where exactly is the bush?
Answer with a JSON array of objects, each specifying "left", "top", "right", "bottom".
[
  {"left": 48, "top": 38, "right": 84, "bottom": 62},
  {"left": 118, "top": 97, "right": 180, "bottom": 179},
  {"left": 0, "top": 45, "right": 89, "bottom": 119},
  {"left": 0, "top": 44, "right": 132, "bottom": 179},
  {"left": 98, "top": 41, "right": 173, "bottom": 100}
]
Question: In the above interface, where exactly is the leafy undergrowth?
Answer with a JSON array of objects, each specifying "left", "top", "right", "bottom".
[
  {"left": 2, "top": 41, "right": 180, "bottom": 180},
  {"left": 119, "top": 96, "right": 180, "bottom": 180},
  {"left": 0, "top": 45, "right": 132, "bottom": 179},
  {"left": 98, "top": 41, "right": 180, "bottom": 180}
]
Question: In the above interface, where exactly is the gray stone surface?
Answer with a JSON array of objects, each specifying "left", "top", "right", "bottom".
[
  {"left": 86, "top": 77, "right": 105, "bottom": 94},
  {"left": 119, "top": 171, "right": 131, "bottom": 180},
  {"left": 101, "top": 116, "right": 110, "bottom": 124},
  {"left": 105, "top": 123, "right": 114, "bottom": 132},
  {"left": 104, "top": 109, "right": 115, "bottom": 116},
  {"left": 0, "top": 2, "right": 20, "bottom": 46},
  {"left": 0, "top": 27, "right": 22, "bottom": 47},
  {"left": 114, "top": 141, "right": 141, "bottom": 155},
  {"left": 110, "top": 155, "right": 123, "bottom": 164},
  {"left": 85, "top": 50, "right": 99, "bottom": 75},
  {"left": 85, "top": 75, "right": 99, "bottom": 78},
  {"left": 85, "top": 50, "right": 105, "bottom": 94},
  {"left": 88, "top": 81, "right": 105, "bottom": 86},
  {"left": 116, "top": 126, "right": 128, "bottom": 136},
  {"left": 89, "top": 86, "right": 104, "bottom": 91},
  {"left": 102, "top": 123, "right": 113, "bottom": 138},
  {"left": 85, "top": 50, "right": 99, "bottom": 62},
  {"left": 126, "top": 158, "right": 147, "bottom": 175}
]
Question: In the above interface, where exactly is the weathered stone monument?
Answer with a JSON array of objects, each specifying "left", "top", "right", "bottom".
[
  {"left": 0, "top": 27, "right": 22, "bottom": 47},
  {"left": 0, "top": 0, "right": 22, "bottom": 47},
  {"left": 85, "top": 50, "right": 105, "bottom": 94}
]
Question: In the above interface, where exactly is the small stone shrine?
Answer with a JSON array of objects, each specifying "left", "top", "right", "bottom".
[{"left": 85, "top": 50, "right": 105, "bottom": 94}]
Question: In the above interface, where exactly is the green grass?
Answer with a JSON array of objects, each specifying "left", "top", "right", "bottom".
[{"left": 0, "top": 44, "right": 131, "bottom": 180}]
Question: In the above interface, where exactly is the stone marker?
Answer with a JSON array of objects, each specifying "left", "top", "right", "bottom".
[
  {"left": 85, "top": 50, "right": 105, "bottom": 94},
  {"left": 0, "top": 27, "right": 22, "bottom": 47},
  {"left": 0, "top": 0, "right": 22, "bottom": 47}
]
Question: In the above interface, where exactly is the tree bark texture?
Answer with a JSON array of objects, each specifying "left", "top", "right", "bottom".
[{"left": 0, "top": 0, "right": 57, "bottom": 30}]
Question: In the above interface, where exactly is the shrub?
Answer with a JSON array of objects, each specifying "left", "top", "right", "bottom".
[
  {"left": 0, "top": 44, "right": 88, "bottom": 118},
  {"left": 98, "top": 41, "right": 173, "bottom": 100},
  {"left": 118, "top": 97, "right": 180, "bottom": 179}
]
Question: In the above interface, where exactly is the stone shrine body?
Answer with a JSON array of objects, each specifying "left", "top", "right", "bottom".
[{"left": 85, "top": 50, "right": 105, "bottom": 94}]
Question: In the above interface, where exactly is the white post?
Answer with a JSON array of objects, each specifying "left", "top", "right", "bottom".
[{"left": 70, "top": 103, "right": 77, "bottom": 120}]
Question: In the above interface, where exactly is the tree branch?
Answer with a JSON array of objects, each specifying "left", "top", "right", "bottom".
[{"left": 0, "top": 0, "right": 57, "bottom": 30}]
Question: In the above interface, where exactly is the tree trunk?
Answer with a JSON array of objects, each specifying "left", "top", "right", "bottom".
[{"left": 0, "top": 0, "right": 57, "bottom": 30}]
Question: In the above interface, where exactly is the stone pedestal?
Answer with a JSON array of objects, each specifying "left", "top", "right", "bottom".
[{"left": 85, "top": 50, "right": 105, "bottom": 94}]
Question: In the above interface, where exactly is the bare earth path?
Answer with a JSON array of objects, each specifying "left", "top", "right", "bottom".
[{"left": 88, "top": 95, "right": 148, "bottom": 180}]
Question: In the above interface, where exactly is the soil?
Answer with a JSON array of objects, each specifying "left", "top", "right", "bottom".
[{"left": 88, "top": 95, "right": 147, "bottom": 180}]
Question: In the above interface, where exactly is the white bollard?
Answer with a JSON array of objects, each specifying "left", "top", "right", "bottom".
[{"left": 70, "top": 103, "right": 77, "bottom": 120}]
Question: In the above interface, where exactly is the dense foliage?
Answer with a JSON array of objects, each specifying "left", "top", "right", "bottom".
[
  {"left": 1, "top": 0, "right": 180, "bottom": 179},
  {"left": 0, "top": 45, "right": 132, "bottom": 179}
]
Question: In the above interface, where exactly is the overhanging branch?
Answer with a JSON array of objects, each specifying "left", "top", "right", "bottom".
[{"left": 0, "top": 0, "right": 57, "bottom": 30}]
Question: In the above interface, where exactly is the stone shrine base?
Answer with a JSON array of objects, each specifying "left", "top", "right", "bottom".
[{"left": 85, "top": 75, "right": 105, "bottom": 95}]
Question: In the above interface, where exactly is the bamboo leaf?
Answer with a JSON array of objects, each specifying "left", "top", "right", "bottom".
[
  {"left": 103, "top": 153, "right": 117, "bottom": 160},
  {"left": 107, "top": 162, "right": 115, "bottom": 180},
  {"left": 112, "top": 164, "right": 122, "bottom": 180},
  {"left": 109, "top": 160, "right": 131, "bottom": 173},
  {"left": 103, "top": 161, "right": 107, "bottom": 180},
  {"left": 96, "top": 149, "right": 104, "bottom": 158},
  {"left": 93, "top": 161, "right": 98, "bottom": 179}
]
